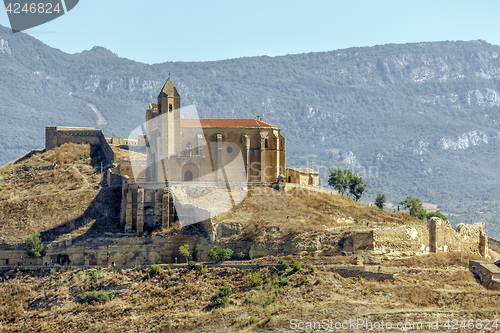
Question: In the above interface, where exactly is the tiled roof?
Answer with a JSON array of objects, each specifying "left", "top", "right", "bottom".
[{"left": 180, "top": 119, "right": 277, "bottom": 129}]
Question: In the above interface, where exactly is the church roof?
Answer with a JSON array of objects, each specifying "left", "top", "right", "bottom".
[
  {"left": 158, "top": 78, "right": 180, "bottom": 98},
  {"left": 180, "top": 119, "right": 277, "bottom": 129}
]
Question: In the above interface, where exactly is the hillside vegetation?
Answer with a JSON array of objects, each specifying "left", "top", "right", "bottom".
[{"left": 0, "top": 253, "right": 496, "bottom": 332}]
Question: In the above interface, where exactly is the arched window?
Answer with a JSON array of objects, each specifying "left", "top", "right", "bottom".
[{"left": 265, "top": 139, "right": 268, "bottom": 148}]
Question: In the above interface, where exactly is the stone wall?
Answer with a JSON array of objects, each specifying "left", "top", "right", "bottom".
[
  {"left": 429, "top": 217, "right": 487, "bottom": 256},
  {"left": 283, "top": 183, "right": 338, "bottom": 196},
  {"left": 106, "top": 138, "right": 139, "bottom": 145},
  {"left": 340, "top": 218, "right": 486, "bottom": 257},
  {"left": 0, "top": 236, "right": 200, "bottom": 267},
  {"left": 45, "top": 126, "right": 115, "bottom": 164},
  {"left": 373, "top": 225, "right": 429, "bottom": 254}
]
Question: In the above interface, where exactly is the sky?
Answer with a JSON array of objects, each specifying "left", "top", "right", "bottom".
[{"left": 0, "top": 0, "right": 500, "bottom": 64}]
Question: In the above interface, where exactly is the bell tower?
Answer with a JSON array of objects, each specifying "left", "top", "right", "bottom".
[{"left": 158, "top": 78, "right": 181, "bottom": 157}]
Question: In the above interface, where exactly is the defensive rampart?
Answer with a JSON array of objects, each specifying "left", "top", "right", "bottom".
[
  {"left": 45, "top": 126, "right": 115, "bottom": 164},
  {"left": 340, "top": 217, "right": 487, "bottom": 257}
]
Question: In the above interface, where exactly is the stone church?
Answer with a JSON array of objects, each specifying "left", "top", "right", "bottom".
[{"left": 144, "top": 78, "right": 286, "bottom": 184}]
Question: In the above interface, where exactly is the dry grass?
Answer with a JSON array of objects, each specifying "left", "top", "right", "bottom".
[
  {"left": 215, "top": 187, "right": 423, "bottom": 231},
  {"left": 111, "top": 145, "right": 146, "bottom": 161},
  {"left": 0, "top": 143, "right": 120, "bottom": 244},
  {"left": 0, "top": 253, "right": 498, "bottom": 332},
  {"left": 211, "top": 187, "right": 424, "bottom": 248}
]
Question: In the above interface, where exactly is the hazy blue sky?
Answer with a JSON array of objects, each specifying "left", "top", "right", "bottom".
[{"left": 0, "top": 0, "right": 499, "bottom": 64}]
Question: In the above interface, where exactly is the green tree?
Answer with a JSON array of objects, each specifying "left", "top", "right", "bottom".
[
  {"left": 328, "top": 168, "right": 352, "bottom": 195},
  {"left": 328, "top": 168, "right": 366, "bottom": 201},
  {"left": 349, "top": 174, "right": 366, "bottom": 201},
  {"left": 375, "top": 193, "right": 386, "bottom": 209},
  {"left": 399, "top": 196, "right": 426, "bottom": 220},
  {"left": 24, "top": 231, "right": 44, "bottom": 258},
  {"left": 426, "top": 210, "right": 447, "bottom": 221},
  {"left": 208, "top": 245, "right": 234, "bottom": 262},
  {"left": 178, "top": 244, "right": 190, "bottom": 264}
]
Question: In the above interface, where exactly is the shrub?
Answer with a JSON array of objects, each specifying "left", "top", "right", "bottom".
[
  {"left": 80, "top": 290, "right": 112, "bottom": 304},
  {"left": 208, "top": 245, "right": 234, "bottom": 262},
  {"left": 149, "top": 264, "right": 160, "bottom": 276},
  {"left": 315, "top": 279, "right": 322, "bottom": 285},
  {"left": 188, "top": 261, "right": 197, "bottom": 270},
  {"left": 279, "top": 259, "right": 289, "bottom": 270},
  {"left": 24, "top": 231, "right": 44, "bottom": 258},
  {"left": 309, "top": 265, "right": 316, "bottom": 273},
  {"left": 249, "top": 315, "right": 256, "bottom": 323},
  {"left": 85, "top": 269, "right": 102, "bottom": 281},
  {"left": 257, "top": 262, "right": 265, "bottom": 268},
  {"left": 244, "top": 297, "right": 251, "bottom": 304},
  {"left": 237, "top": 252, "right": 245, "bottom": 259},
  {"left": 219, "top": 296, "right": 230, "bottom": 307},
  {"left": 211, "top": 286, "right": 233, "bottom": 307},
  {"left": 279, "top": 279, "right": 289, "bottom": 287},
  {"left": 218, "top": 286, "right": 232, "bottom": 298},
  {"left": 249, "top": 272, "right": 262, "bottom": 287},
  {"left": 267, "top": 314, "right": 273, "bottom": 322},
  {"left": 426, "top": 210, "right": 448, "bottom": 221},
  {"left": 292, "top": 261, "right": 302, "bottom": 271},
  {"left": 299, "top": 275, "right": 307, "bottom": 284}
]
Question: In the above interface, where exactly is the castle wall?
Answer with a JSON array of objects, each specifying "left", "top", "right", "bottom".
[
  {"left": 0, "top": 236, "right": 199, "bottom": 267},
  {"left": 340, "top": 218, "right": 486, "bottom": 257},
  {"left": 429, "top": 218, "right": 488, "bottom": 256},
  {"left": 373, "top": 225, "right": 429, "bottom": 254},
  {"left": 0, "top": 218, "right": 489, "bottom": 267},
  {"left": 45, "top": 126, "right": 115, "bottom": 164},
  {"left": 286, "top": 168, "right": 320, "bottom": 186}
]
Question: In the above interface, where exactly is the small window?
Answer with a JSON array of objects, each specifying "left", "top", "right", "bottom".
[
  {"left": 169, "top": 104, "right": 173, "bottom": 112},
  {"left": 265, "top": 139, "right": 268, "bottom": 148},
  {"left": 226, "top": 146, "right": 233, "bottom": 153}
]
